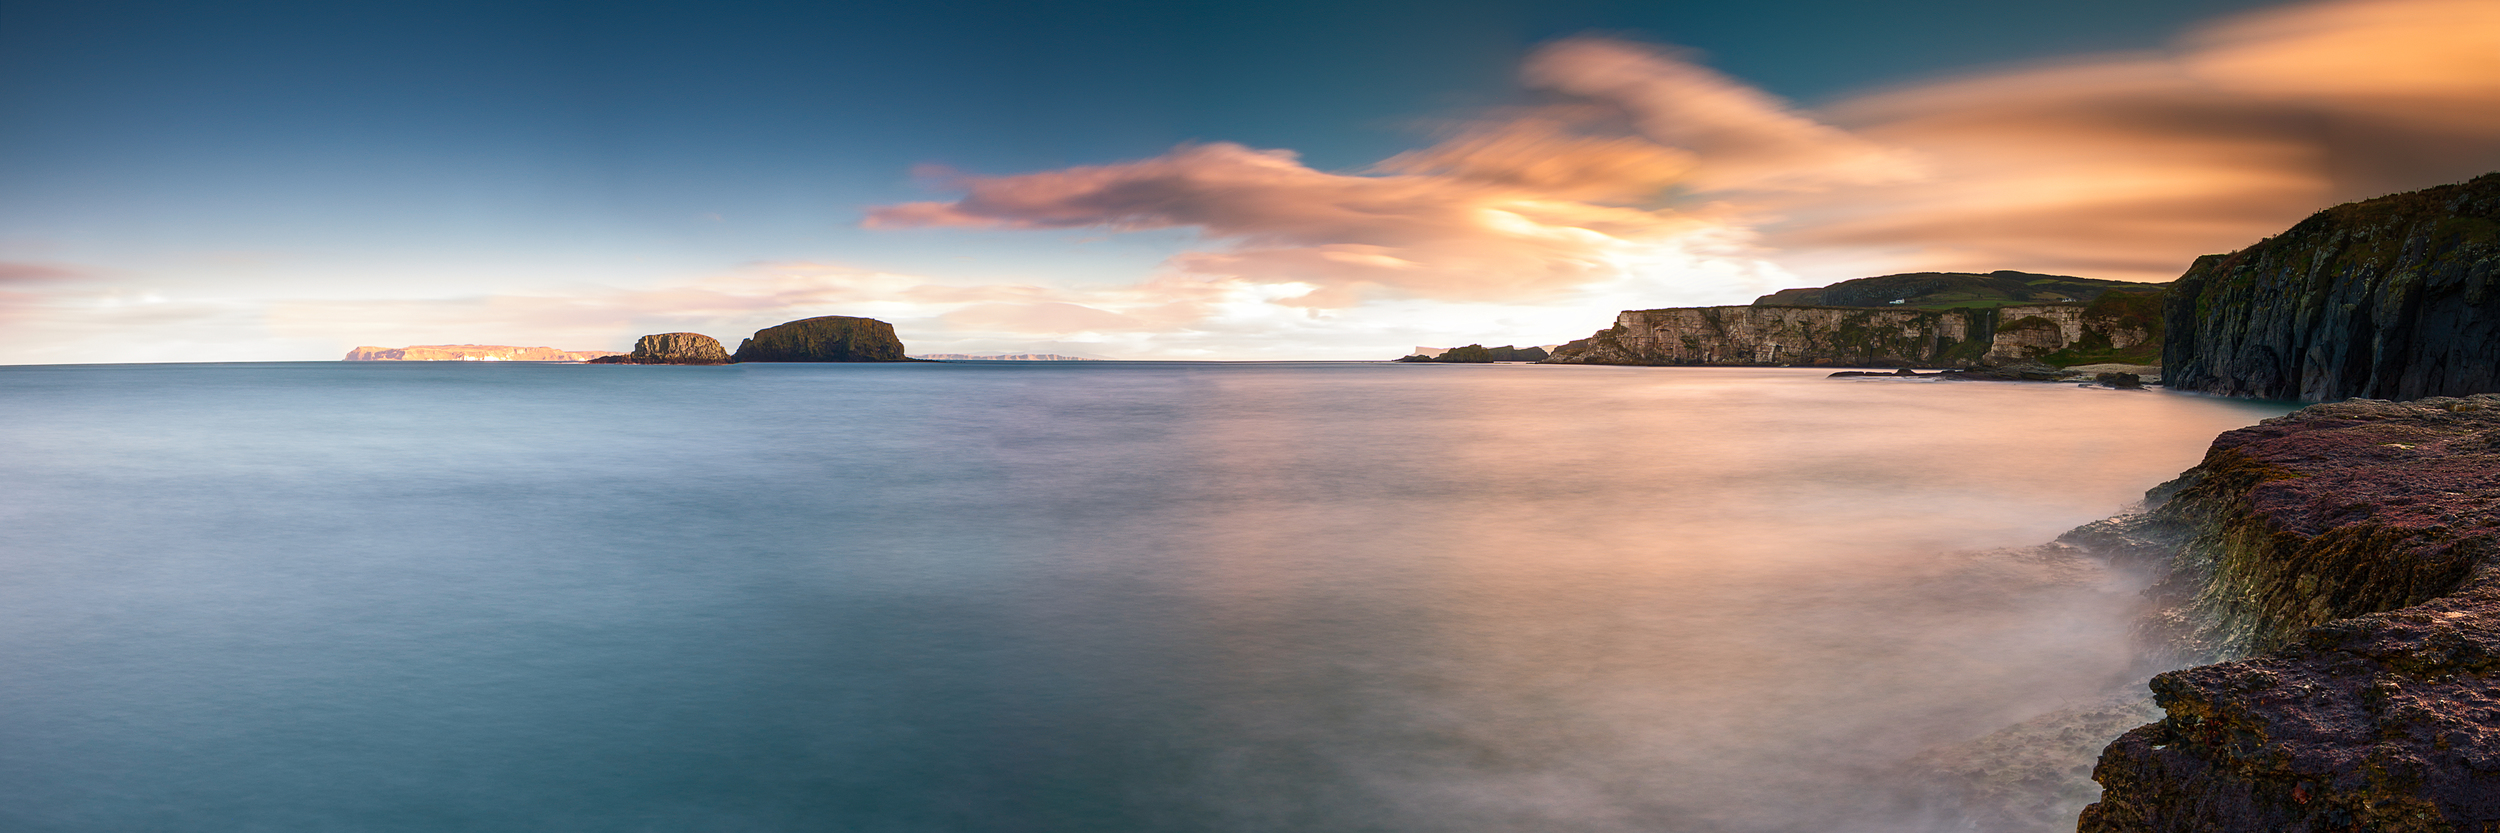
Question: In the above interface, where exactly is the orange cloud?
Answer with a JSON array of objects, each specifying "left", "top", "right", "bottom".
[
  {"left": 864, "top": 136, "right": 1722, "bottom": 307},
  {"left": 1749, "top": 0, "right": 2500, "bottom": 281},
  {"left": 868, "top": 0, "right": 2500, "bottom": 293}
]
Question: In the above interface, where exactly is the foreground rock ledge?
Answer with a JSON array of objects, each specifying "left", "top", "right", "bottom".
[{"left": 2080, "top": 395, "right": 2500, "bottom": 832}]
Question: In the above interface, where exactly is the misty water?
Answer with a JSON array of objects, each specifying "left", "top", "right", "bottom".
[{"left": 0, "top": 361, "right": 2293, "bottom": 832}]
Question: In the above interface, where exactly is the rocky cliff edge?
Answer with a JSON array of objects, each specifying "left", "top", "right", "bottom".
[
  {"left": 2163, "top": 172, "right": 2500, "bottom": 402},
  {"left": 2077, "top": 396, "right": 2500, "bottom": 831}
]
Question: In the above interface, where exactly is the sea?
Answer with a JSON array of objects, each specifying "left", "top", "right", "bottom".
[{"left": 0, "top": 361, "right": 2294, "bottom": 833}]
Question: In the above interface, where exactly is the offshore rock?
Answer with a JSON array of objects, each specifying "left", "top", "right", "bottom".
[
  {"left": 586, "top": 332, "right": 732, "bottom": 365},
  {"left": 2077, "top": 395, "right": 2500, "bottom": 831},
  {"left": 731, "top": 316, "right": 913, "bottom": 363},
  {"left": 2163, "top": 172, "right": 2500, "bottom": 402}
]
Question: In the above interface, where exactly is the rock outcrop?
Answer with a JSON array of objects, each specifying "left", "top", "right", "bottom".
[
  {"left": 1542, "top": 300, "right": 2160, "bottom": 368},
  {"left": 585, "top": 332, "right": 733, "bottom": 365},
  {"left": 2073, "top": 396, "right": 2500, "bottom": 831},
  {"left": 731, "top": 316, "right": 913, "bottom": 363},
  {"left": 344, "top": 344, "right": 620, "bottom": 362},
  {"left": 2163, "top": 172, "right": 2500, "bottom": 402}
]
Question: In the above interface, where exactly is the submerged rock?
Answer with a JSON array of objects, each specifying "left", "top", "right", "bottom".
[
  {"left": 2095, "top": 372, "right": 2145, "bottom": 390},
  {"left": 588, "top": 332, "right": 732, "bottom": 365},
  {"left": 731, "top": 316, "right": 913, "bottom": 363}
]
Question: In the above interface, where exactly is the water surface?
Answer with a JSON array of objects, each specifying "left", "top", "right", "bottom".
[{"left": 0, "top": 362, "right": 2292, "bottom": 832}]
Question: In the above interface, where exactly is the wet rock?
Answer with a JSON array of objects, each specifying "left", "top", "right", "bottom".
[
  {"left": 2096, "top": 372, "right": 2145, "bottom": 389},
  {"left": 2077, "top": 394, "right": 2500, "bottom": 831}
]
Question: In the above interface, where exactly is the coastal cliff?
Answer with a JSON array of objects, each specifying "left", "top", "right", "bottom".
[
  {"left": 1542, "top": 300, "right": 2158, "bottom": 368},
  {"left": 732, "top": 316, "right": 913, "bottom": 362},
  {"left": 2162, "top": 173, "right": 2500, "bottom": 402},
  {"left": 2075, "top": 396, "right": 2500, "bottom": 831}
]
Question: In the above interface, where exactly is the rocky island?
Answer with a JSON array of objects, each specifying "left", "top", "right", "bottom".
[
  {"left": 732, "top": 315, "right": 916, "bottom": 362},
  {"left": 585, "top": 332, "right": 733, "bottom": 364}
]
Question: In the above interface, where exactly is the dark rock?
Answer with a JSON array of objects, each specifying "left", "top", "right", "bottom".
[
  {"left": 1940, "top": 359, "right": 2065, "bottom": 382},
  {"left": 2164, "top": 172, "right": 2500, "bottom": 402},
  {"left": 1827, "top": 367, "right": 1933, "bottom": 378},
  {"left": 731, "top": 316, "right": 913, "bottom": 363},
  {"left": 588, "top": 332, "right": 732, "bottom": 365},
  {"left": 2096, "top": 371, "right": 2145, "bottom": 389},
  {"left": 2075, "top": 394, "right": 2500, "bottom": 830}
]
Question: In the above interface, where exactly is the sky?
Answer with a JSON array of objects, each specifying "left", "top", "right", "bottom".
[{"left": 4, "top": 0, "right": 2498, "bottom": 363}]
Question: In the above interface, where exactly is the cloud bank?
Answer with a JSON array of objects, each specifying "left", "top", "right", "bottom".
[
  {"left": 8, "top": 0, "right": 2497, "bottom": 363},
  {"left": 870, "top": 0, "right": 2500, "bottom": 298}
]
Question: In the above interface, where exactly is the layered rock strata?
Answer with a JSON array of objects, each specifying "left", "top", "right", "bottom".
[
  {"left": 587, "top": 332, "right": 732, "bottom": 365},
  {"left": 2075, "top": 396, "right": 2500, "bottom": 831},
  {"left": 1542, "top": 302, "right": 2156, "bottom": 368},
  {"left": 2163, "top": 173, "right": 2500, "bottom": 402},
  {"left": 731, "top": 316, "right": 913, "bottom": 362}
]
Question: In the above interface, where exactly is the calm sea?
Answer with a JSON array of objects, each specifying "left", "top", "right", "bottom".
[{"left": 0, "top": 361, "right": 2291, "bottom": 832}]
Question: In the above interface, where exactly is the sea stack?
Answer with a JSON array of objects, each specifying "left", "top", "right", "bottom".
[
  {"left": 587, "top": 332, "right": 733, "bottom": 364},
  {"left": 731, "top": 316, "right": 912, "bottom": 362}
]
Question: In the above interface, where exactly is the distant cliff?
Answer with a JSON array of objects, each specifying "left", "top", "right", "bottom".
[
  {"left": 732, "top": 316, "right": 914, "bottom": 362},
  {"left": 344, "top": 344, "right": 620, "bottom": 362},
  {"left": 1397, "top": 344, "right": 1549, "bottom": 363},
  {"left": 1543, "top": 296, "right": 2160, "bottom": 368},
  {"left": 2074, "top": 396, "right": 2500, "bottom": 832},
  {"left": 2163, "top": 173, "right": 2500, "bottom": 402}
]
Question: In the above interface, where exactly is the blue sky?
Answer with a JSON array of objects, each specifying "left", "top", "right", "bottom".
[{"left": 4, "top": 0, "right": 2495, "bottom": 362}]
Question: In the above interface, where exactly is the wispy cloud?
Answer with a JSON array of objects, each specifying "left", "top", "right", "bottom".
[
  {"left": 1754, "top": 0, "right": 2500, "bottom": 280},
  {"left": 13, "top": 0, "right": 2494, "bottom": 364},
  {"left": 867, "top": 0, "right": 2500, "bottom": 292}
]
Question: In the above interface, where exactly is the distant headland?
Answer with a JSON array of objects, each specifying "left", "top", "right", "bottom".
[{"left": 344, "top": 344, "right": 621, "bottom": 362}]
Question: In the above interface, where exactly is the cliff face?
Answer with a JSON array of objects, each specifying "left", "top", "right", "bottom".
[
  {"left": 2076, "top": 396, "right": 2500, "bottom": 831},
  {"left": 731, "top": 316, "right": 912, "bottom": 363},
  {"left": 1543, "top": 302, "right": 2156, "bottom": 367},
  {"left": 2163, "top": 173, "right": 2500, "bottom": 402},
  {"left": 344, "top": 345, "right": 620, "bottom": 362},
  {"left": 589, "top": 332, "right": 732, "bottom": 365}
]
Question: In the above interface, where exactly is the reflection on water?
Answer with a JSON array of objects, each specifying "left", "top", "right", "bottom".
[{"left": 0, "top": 362, "right": 2290, "bottom": 832}]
